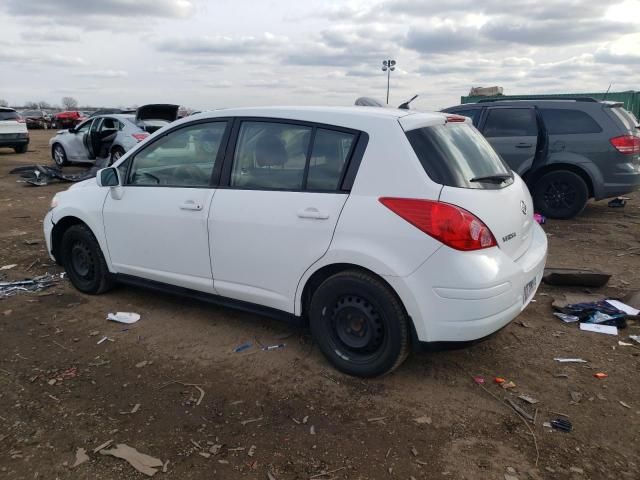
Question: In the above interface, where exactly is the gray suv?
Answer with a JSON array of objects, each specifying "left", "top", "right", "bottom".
[{"left": 443, "top": 98, "right": 640, "bottom": 218}]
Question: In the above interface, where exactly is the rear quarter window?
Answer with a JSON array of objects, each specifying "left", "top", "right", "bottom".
[
  {"left": 406, "top": 123, "right": 513, "bottom": 189},
  {"left": 540, "top": 108, "right": 602, "bottom": 134},
  {"left": 483, "top": 108, "right": 537, "bottom": 137}
]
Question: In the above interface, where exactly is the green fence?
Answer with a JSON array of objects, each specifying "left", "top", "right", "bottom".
[{"left": 461, "top": 91, "right": 640, "bottom": 118}]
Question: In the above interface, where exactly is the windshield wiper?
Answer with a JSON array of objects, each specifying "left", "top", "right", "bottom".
[{"left": 470, "top": 173, "right": 512, "bottom": 184}]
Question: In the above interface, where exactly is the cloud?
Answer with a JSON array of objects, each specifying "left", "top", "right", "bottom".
[
  {"left": 74, "top": 70, "right": 129, "bottom": 78},
  {"left": 156, "top": 33, "right": 286, "bottom": 57},
  {"left": 21, "top": 29, "right": 80, "bottom": 43}
]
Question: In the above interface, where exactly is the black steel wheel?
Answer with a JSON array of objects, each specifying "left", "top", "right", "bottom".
[
  {"left": 533, "top": 170, "right": 588, "bottom": 219},
  {"left": 61, "top": 224, "right": 113, "bottom": 294},
  {"left": 309, "top": 270, "right": 410, "bottom": 377}
]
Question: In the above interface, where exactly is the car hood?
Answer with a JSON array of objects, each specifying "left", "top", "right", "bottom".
[
  {"left": 136, "top": 104, "right": 179, "bottom": 122},
  {"left": 68, "top": 178, "right": 96, "bottom": 190}
]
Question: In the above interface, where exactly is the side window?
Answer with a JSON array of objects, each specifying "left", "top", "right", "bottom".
[
  {"left": 76, "top": 120, "right": 92, "bottom": 133},
  {"left": 540, "top": 109, "right": 602, "bottom": 134},
  {"left": 307, "top": 129, "right": 355, "bottom": 190},
  {"left": 127, "top": 121, "right": 227, "bottom": 187},
  {"left": 231, "top": 122, "right": 312, "bottom": 190},
  {"left": 483, "top": 108, "right": 537, "bottom": 137}
]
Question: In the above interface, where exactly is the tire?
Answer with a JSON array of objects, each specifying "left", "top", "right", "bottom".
[
  {"left": 60, "top": 224, "right": 113, "bottom": 295},
  {"left": 110, "top": 147, "right": 125, "bottom": 165},
  {"left": 52, "top": 143, "right": 69, "bottom": 167},
  {"left": 532, "top": 170, "right": 589, "bottom": 219},
  {"left": 309, "top": 270, "right": 410, "bottom": 377},
  {"left": 14, "top": 144, "right": 28, "bottom": 154}
]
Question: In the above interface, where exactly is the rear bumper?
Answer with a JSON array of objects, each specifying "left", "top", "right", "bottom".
[
  {"left": 385, "top": 223, "right": 548, "bottom": 342},
  {"left": 0, "top": 138, "right": 29, "bottom": 148},
  {"left": 596, "top": 158, "right": 640, "bottom": 200}
]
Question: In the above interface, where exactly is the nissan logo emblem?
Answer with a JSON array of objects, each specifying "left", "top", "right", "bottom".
[{"left": 520, "top": 200, "right": 527, "bottom": 215}]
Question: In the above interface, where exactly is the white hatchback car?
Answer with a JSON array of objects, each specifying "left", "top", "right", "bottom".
[{"left": 44, "top": 107, "right": 547, "bottom": 377}]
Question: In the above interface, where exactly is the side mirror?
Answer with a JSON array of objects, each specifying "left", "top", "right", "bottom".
[{"left": 96, "top": 167, "right": 120, "bottom": 187}]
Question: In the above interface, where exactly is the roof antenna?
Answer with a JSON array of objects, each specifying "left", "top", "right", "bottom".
[
  {"left": 602, "top": 83, "right": 612, "bottom": 101},
  {"left": 398, "top": 94, "right": 418, "bottom": 110}
]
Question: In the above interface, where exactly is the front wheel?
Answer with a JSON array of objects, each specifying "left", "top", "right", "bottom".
[
  {"left": 52, "top": 144, "right": 69, "bottom": 167},
  {"left": 309, "top": 270, "right": 410, "bottom": 377},
  {"left": 532, "top": 170, "right": 589, "bottom": 219},
  {"left": 61, "top": 224, "right": 113, "bottom": 294}
]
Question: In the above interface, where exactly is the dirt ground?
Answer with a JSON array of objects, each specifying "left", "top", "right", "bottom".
[{"left": 1, "top": 130, "right": 639, "bottom": 480}]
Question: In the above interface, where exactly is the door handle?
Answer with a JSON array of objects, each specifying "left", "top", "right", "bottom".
[
  {"left": 179, "top": 200, "right": 203, "bottom": 211},
  {"left": 515, "top": 143, "right": 533, "bottom": 148},
  {"left": 297, "top": 207, "right": 329, "bottom": 220}
]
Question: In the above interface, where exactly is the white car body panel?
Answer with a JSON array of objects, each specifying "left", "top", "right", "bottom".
[{"left": 44, "top": 106, "right": 548, "bottom": 346}]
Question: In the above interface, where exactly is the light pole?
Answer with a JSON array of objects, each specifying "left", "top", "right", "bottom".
[{"left": 382, "top": 59, "right": 396, "bottom": 104}]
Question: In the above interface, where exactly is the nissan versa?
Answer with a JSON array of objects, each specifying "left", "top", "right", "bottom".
[{"left": 44, "top": 107, "right": 548, "bottom": 377}]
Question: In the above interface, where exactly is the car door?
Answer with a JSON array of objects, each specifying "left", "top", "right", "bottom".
[
  {"left": 65, "top": 118, "right": 94, "bottom": 160},
  {"left": 102, "top": 120, "right": 230, "bottom": 293},
  {"left": 480, "top": 107, "right": 538, "bottom": 175},
  {"left": 209, "top": 120, "right": 358, "bottom": 313}
]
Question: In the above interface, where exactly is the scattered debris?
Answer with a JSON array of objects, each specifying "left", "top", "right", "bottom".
[
  {"left": 619, "top": 401, "right": 631, "bottom": 409},
  {"left": 135, "top": 361, "right": 149, "bottom": 368},
  {"left": 209, "top": 444, "right": 223, "bottom": 455},
  {"left": 413, "top": 415, "right": 432, "bottom": 425},
  {"left": 0, "top": 273, "right": 63, "bottom": 297},
  {"left": 630, "top": 335, "right": 640, "bottom": 344},
  {"left": 593, "top": 373, "right": 608, "bottom": 379},
  {"left": 605, "top": 299, "right": 639, "bottom": 316},
  {"left": 608, "top": 197, "right": 626, "bottom": 208},
  {"left": 248, "top": 445, "right": 256, "bottom": 457},
  {"left": 310, "top": 425, "right": 316, "bottom": 435},
  {"left": 554, "top": 358, "right": 587, "bottom": 363},
  {"left": 501, "top": 381, "right": 517, "bottom": 390},
  {"left": 550, "top": 418, "right": 572, "bottom": 432},
  {"left": 553, "top": 312, "right": 579, "bottom": 323},
  {"left": 262, "top": 343, "right": 285, "bottom": 351},
  {"left": 234, "top": 342, "right": 252, "bottom": 353},
  {"left": 240, "top": 417, "right": 263, "bottom": 426},
  {"left": 618, "top": 341, "right": 633, "bottom": 346},
  {"left": 570, "top": 391, "right": 583, "bottom": 403},
  {"left": 534, "top": 213, "right": 546, "bottom": 224},
  {"left": 518, "top": 394, "right": 539, "bottom": 405},
  {"left": 131, "top": 403, "right": 141, "bottom": 413},
  {"left": 506, "top": 398, "right": 534, "bottom": 422},
  {"left": 198, "top": 452, "right": 211, "bottom": 459},
  {"left": 494, "top": 377, "right": 506, "bottom": 384},
  {"left": 97, "top": 336, "right": 111, "bottom": 345},
  {"left": 107, "top": 312, "right": 141, "bottom": 324},
  {"left": 72, "top": 448, "right": 90, "bottom": 468},
  {"left": 93, "top": 440, "right": 113, "bottom": 454},
  {"left": 100, "top": 444, "right": 163, "bottom": 477},
  {"left": 410, "top": 446, "right": 418, "bottom": 456},
  {"left": 543, "top": 267, "right": 610, "bottom": 287},
  {"left": 367, "top": 416, "right": 386, "bottom": 423},
  {"left": 0, "top": 264, "right": 17, "bottom": 270},
  {"left": 580, "top": 323, "right": 618, "bottom": 335},
  {"left": 472, "top": 376, "right": 485, "bottom": 384},
  {"left": 302, "top": 415, "right": 309, "bottom": 424},
  {"left": 267, "top": 472, "right": 277, "bottom": 480}
]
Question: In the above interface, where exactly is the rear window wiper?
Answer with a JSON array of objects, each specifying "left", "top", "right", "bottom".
[{"left": 470, "top": 173, "right": 512, "bottom": 184}]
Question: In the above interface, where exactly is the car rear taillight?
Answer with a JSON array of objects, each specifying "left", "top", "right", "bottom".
[
  {"left": 132, "top": 133, "right": 149, "bottom": 142},
  {"left": 17, "top": 116, "right": 25, "bottom": 123},
  {"left": 610, "top": 135, "right": 640, "bottom": 154},
  {"left": 379, "top": 198, "right": 497, "bottom": 251},
  {"left": 446, "top": 115, "right": 466, "bottom": 123}
]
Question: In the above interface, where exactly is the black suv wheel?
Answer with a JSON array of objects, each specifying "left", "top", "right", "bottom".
[
  {"left": 309, "top": 270, "right": 410, "bottom": 377},
  {"left": 61, "top": 224, "right": 113, "bottom": 294},
  {"left": 533, "top": 170, "right": 589, "bottom": 219}
]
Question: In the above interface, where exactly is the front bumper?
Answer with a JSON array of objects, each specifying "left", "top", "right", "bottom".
[
  {"left": 385, "top": 223, "right": 548, "bottom": 343},
  {"left": 44, "top": 210, "right": 56, "bottom": 262}
]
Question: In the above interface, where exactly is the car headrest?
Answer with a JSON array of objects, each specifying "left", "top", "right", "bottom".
[{"left": 256, "top": 135, "right": 287, "bottom": 167}]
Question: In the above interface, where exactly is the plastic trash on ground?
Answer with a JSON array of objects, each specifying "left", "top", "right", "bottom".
[{"left": 107, "top": 312, "right": 141, "bottom": 324}]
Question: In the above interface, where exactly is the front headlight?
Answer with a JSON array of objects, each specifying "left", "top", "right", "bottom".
[{"left": 49, "top": 195, "right": 59, "bottom": 210}]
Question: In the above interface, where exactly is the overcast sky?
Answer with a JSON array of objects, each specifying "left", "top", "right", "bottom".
[{"left": 1, "top": 0, "right": 639, "bottom": 110}]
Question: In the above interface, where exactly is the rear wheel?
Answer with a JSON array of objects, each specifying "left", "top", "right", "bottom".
[
  {"left": 14, "top": 144, "right": 27, "bottom": 154},
  {"left": 61, "top": 224, "right": 113, "bottom": 294},
  {"left": 309, "top": 270, "right": 410, "bottom": 377},
  {"left": 52, "top": 143, "right": 68, "bottom": 166},
  {"left": 533, "top": 170, "right": 588, "bottom": 219}
]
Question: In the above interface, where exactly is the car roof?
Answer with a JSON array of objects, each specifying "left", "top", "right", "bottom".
[
  {"left": 188, "top": 106, "right": 446, "bottom": 129},
  {"left": 458, "top": 99, "right": 603, "bottom": 107},
  {"left": 0, "top": 107, "right": 16, "bottom": 112}
]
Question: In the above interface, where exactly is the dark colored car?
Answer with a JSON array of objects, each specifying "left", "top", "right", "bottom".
[
  {"left": 22, "top": 110, "right": 52, "bottom": 129},
  {"left": 52, "top": 111, "right": 86, "bottom": 129},
  {"left": 443, "top": 98, "right": 640, "bottom": 218}
]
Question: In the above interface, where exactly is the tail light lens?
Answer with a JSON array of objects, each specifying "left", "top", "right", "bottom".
[
  {"left": 379, "top": 198, "right": 497, "bottom": 251},
  {"left": 610, "top": 135, "right": 640, "bottom": 154},
  {"left": 446, "top": 115, "right": 466, "bottom": 123},
  {"left": 132, "top": 133, "right": 149, "bottom": 142}
]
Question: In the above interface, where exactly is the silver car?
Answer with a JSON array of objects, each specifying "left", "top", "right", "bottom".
[{"left": 49, "top": 104, "right": 178, "bottom": 166}]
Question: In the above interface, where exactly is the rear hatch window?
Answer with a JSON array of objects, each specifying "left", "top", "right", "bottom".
[
  {"left": 405, "top": 122, "right": 513, "bottom": 189},
  {"left": 0, "top": 111, "right": 19, "bottom": 121}
]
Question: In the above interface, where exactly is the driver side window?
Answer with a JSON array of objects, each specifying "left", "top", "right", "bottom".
[{"left": 127, "top": 121, "right": 228, "bottom": 187}]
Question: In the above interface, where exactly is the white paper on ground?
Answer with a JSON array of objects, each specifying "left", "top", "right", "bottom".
[
  {"left": 107, "top": 312, "right": 141, "bottom": 324},
  {"left": 580, "top": 322, "right": 618, "bottom": 335},
  {"left": 605, "top": 299, "right": 639, "bottom": 316},
  {"left": 554, "top": 358, "right": 588, "bottom": 363},
  {"left": 0, "top": 264, "right": 17, "bottom": 270}
]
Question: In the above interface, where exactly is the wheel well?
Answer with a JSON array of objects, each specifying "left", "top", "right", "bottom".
[
  {"left": 300, "top": 263, "right": 419, "bottom": 345},
  {"left": 51, "top": 216, "right": 87, "bottom": 265},
  {"left": 524, "top": 164, "right": 594, "bottom": 198}
]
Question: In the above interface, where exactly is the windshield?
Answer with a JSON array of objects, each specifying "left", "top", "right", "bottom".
[
  {"left": 405, "top": 122, "right": 513, "bottom": 189},
  {"left": 0, "top": 111, "right": 19, "bottom": 121}
]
